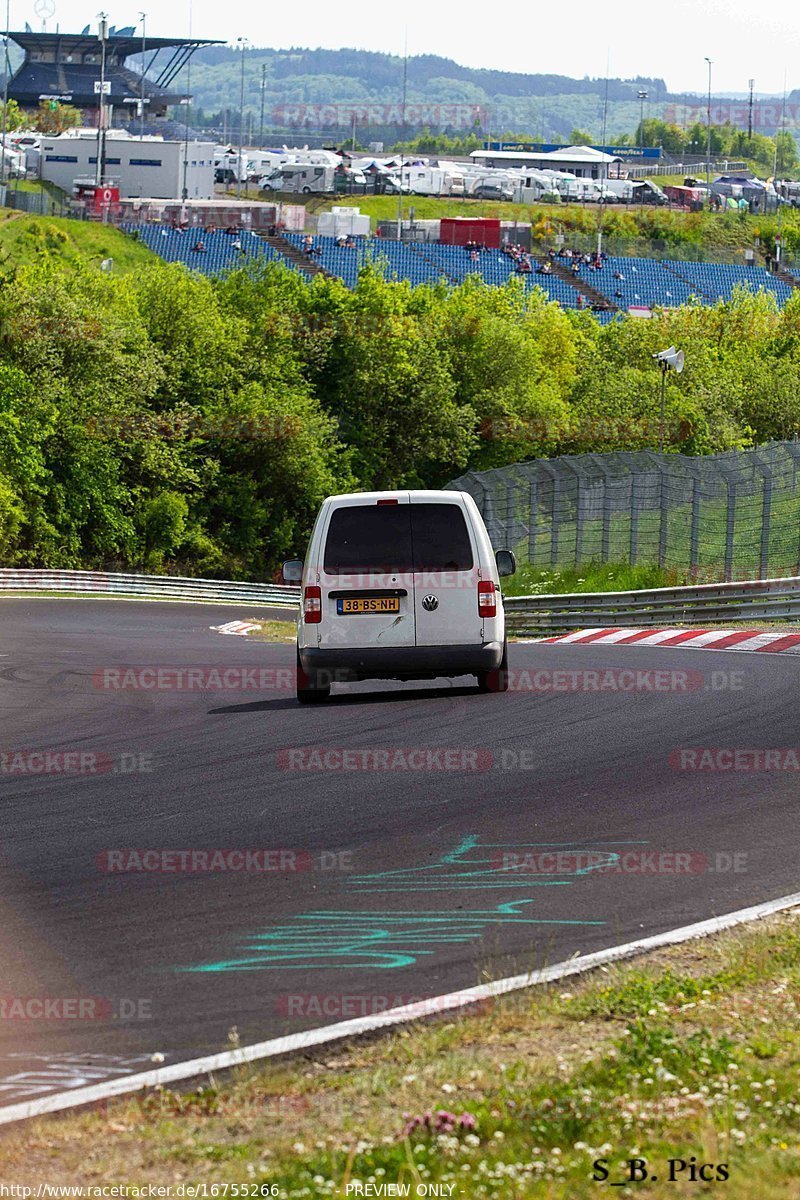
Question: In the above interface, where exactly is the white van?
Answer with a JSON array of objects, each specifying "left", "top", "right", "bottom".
[{"left": 283, "top": 490, "right": 516, "bottom": 702}]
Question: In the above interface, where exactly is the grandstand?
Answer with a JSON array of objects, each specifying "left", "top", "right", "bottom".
[
  {"left": 572, "top": 255, "right": 794, "bottom": 308},
  {"left": 122, "top": 225, "right": 798, "bottom": 318},
  {"left": 6, "top": 28, "right": 220, "bottom": 116},
  {"left": 127, "top": 226, "right": 288, "bottom": 274}
]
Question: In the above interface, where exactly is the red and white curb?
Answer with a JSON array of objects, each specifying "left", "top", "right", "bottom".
[
  {"left": 210, "top": 620, "right": 260, "bottom": 636},
  {"left": 525, "top": 628, "right": 800, "bottom": 654}
]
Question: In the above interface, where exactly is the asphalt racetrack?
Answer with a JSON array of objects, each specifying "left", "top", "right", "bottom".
[{"left": 1, "top": 598, "right": 798, "bottom": 1108}]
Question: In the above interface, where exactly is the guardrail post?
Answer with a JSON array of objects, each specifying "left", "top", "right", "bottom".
[
  {"left": 629, "top": 475, "right": 639, "bottom": 564},
  {"left": 725, "top": 479, "right": 737, "bottom": 581},
  {"left": 760, "top": 469, "right": 772, "bottom": 579},
  {"left": 601, "top": 474, "right": 612, "bottom": 563},
  {"left": 690, "top": 476, "right": 701, "bottom": 578},
  {"left": 574, "top": 476, "right": 584, "bottom": 563},
  {"left": 528, "top": 477, "right": 538, "bottom": 565},
  {"left": 658, "top": 466, "right": 669, "bottom": 570},
  {"left": 549, "top": 472, "right": 561, "bottom": 566}
]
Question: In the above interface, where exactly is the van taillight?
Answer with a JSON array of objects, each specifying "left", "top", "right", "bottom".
[
  {"left": 478, "top": 580, "right": 496, "bottom": 618},
  {"left": 377, "top": 498, "right": 399, "bottom": 505},
  {"left": 304, "top": 585, "right": 322, "bottom": 623}
]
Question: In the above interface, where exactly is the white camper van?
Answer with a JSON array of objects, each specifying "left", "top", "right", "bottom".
[
  {"left": 261, "top": 163, "right": 336, "bottom": 194},
  {"left": 283, "top": 490, "right": 516, "bottom": 701}
]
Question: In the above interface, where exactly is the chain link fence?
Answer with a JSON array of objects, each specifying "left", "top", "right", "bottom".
[
  {"left": 448, "top": 441, "right": 800, "bottom": 581},
  {"left": 1, "top": 186, "right": 72, "bottom": 217}
]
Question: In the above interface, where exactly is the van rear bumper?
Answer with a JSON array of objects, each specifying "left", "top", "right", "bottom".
[{"left": 299, "top": 642, "right": 504, "bottom": 682}]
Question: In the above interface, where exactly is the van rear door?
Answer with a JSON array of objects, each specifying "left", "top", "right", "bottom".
[
  {"left": 319, "top": 496, "right": 416, "bottom": 649},
  {"left": 411, "top": 498, "right": 482, "bottom": 647}
]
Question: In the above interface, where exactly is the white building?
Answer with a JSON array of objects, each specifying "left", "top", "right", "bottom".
[
  {"left": 40, "top": 130, "right": 215, "bottom": 199},
  {"left": 470, "top": 145, "right": 622, "bottom": 179}
]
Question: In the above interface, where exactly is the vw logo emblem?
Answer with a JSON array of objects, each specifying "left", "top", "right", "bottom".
[{"left": 422, "top": 595, "right": 439, "bottom": 612}]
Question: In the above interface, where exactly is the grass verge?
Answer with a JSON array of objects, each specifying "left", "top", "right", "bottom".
[
  {"left": 502, "top": 562, "right": 684, "bottom": 597},
  {"left": 2, "top": 909, "right": 799, "bottom": 1195},
  {"left": 0, "top": 211, "right": 156, "bottom": 273},
  {"left": 242, "top": 618, "right": 296, "bottom": 642}
]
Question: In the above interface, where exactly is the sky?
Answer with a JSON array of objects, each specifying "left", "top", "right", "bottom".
[{"left": 14, "top": 0, "right": 800, "bottom": 96}]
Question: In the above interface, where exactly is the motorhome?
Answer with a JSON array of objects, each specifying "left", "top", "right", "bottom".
[
  {"left": 435, "top": 160, "right": 468, "bottom": 195},
  {"left": 261, "top": 163, "right": 337, "bottom": 194},
  {"left": 600, "top": 178, "right": 668, "bottom": 205},
  {"left": 214, "top": 147, "right": 248, "bottom": 184},
  {"left": 247, "top": 149, "right": 297, "bottom": 181},
  {"left": 401, "top": 165, "right": 465, "bottom": 196}
]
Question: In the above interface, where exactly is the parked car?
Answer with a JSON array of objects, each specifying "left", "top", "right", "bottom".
[
  {"left": 472, "top": 182, "right": 515, "bottom": 201},
  {"left": 283, "top": 490, "right": 516, "bottom": 701}
]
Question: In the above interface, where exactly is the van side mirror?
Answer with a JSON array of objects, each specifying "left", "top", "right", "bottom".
[
  {"left": 282, "top": 559, "right": 304, "bottom": 584},
  {"left": 495, "top": 549, "right": 516, "bottom": 577}
]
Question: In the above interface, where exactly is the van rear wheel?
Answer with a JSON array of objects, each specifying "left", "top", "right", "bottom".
[
  {"left": 476, "top": 638, "right": 509, "bottom": 694},
  {"left": 296, "top": 648, "right": 331, "bottom": 704}
]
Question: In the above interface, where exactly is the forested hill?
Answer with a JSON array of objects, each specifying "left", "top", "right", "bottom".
[
  {"left": 191, "top": 46, "right": 667, "bottom": 102},
  {"left": 180, "top": 47, "right": 670, "bottom": 141}
]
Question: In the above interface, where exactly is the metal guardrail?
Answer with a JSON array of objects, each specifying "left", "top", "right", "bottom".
[
  {"left": 4, "top": 568, "right": 798, "bottom": 630},
  {"left": 504, "top": 575, "right": 800, "bottom": 632},
  {"left": 0, "top": 569, "right": 301, "bottom": 608}
]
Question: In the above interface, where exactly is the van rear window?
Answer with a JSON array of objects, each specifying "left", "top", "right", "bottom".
[{"left": 323, "top": 503, "right": 474, "bottom": 574}]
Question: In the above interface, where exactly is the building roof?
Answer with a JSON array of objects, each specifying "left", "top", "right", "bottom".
[
  {"left": 543, "top": 145, "right": 621, "bottom": 163},
  {"left": 471, "top": 145, "right": 621, "bottom": 165},
  {"left": 7, "top": 30, "right": 221, "bottom": 111}
]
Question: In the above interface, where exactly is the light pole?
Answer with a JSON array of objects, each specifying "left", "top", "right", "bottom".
[
  {"left": 704, "top": 57, "right": 712, "bottom": 198},
  {"left": 236, "top": 36, "right": 247, "bottom": 200},
  {"left": 259, "top": 62, "right": 266, "bottom": 147},
  {"left": 95, "top": 13, "right": 109, "bottom": 189},
  {"left": 0, "top": 0, "right": 10, "bottom": 190},
  {"left": 138, "top": 13, "right": 146, "bottom": 138},
  {"left": 653, "top": 347, "right": 684, "bottom": 453},
  {"left": 637, "top": 88, "right": 648, "bottom": 145},
  {"left": 748, "top": 78, "right": 755, "bottom": 141}
]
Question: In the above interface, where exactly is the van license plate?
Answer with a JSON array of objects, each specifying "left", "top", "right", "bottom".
[{"left": 337, "top": 597, "right": 400, "bottom": 615}]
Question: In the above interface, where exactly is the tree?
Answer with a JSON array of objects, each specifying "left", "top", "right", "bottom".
[
  {"left": 569, "top": 127, "right": 594, "bottom": 145},
  {"left": 636, "top": 118, "right": 687, "bottom": 154},
  {"left": 35, "top": 102, "right": 82, "bottom": 135},
  {"left": 775, "top": 130, "right": 799, "bottom": 176},
  {"left": 0, "top": 100, "right": 24, "bottom": 132}
]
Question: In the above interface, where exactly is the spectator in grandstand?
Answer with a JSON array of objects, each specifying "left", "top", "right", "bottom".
[
  {"left": 576, "top": 293, "right": 586, "bottom": 309},
  {"left": 191, "top": 239, "right": 206, "bottom": 253},
  {"left": 536, "top": 260, "right": 552, "bottom": 275},
  {"left": 571, "top": 259, "right": 580, "bottom": 276},
  {"left": 613, "top": 269, "right": 625, "bottom": 281},
  {"left": 345, "top": 236, "right": 357, "bottom": 249}
]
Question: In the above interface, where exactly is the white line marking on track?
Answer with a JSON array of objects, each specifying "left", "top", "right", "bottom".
[{"left": 1, "top": 890, "right": 799, "bottom": 1126}]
